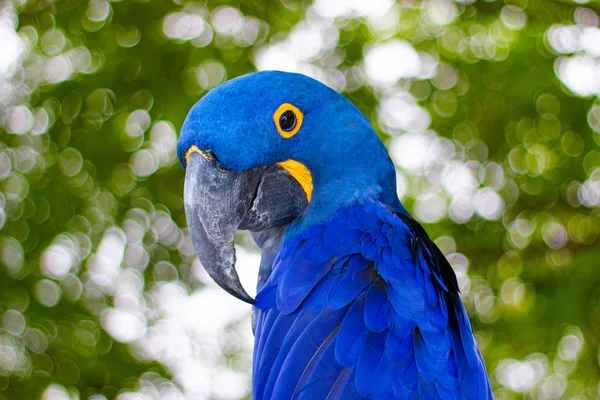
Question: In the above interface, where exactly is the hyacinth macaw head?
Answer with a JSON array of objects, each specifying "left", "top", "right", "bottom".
[{"left": 178, "top": 71, "right": 403, "bottom": 303}]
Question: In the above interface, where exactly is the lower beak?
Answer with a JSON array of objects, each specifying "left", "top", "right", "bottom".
[{"left": 184, "top": 151, "right": 307, "bottom": 304}]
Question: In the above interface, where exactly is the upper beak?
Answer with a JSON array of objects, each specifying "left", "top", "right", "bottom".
[{"left": 184, "top": 151, "right": 307, "bottom": 304}]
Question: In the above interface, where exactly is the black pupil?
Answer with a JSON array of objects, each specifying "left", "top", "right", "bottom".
[{"left": 279, "top": 110, "right": 297, "bottom": 132}]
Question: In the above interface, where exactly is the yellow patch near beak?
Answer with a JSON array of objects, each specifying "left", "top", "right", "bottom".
[
  {"left": 185, "top": 145, "right": 214, "bottom": 163},
  {"left": 185, "top": 144, "right": 223, "bottom": 166},
  {"left": 277, "top": 159, "right": 313, "bottom": 202}
]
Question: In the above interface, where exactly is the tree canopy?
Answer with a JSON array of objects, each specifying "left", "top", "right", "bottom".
[{"left": 1, "top": 0, "right": 599, "bottom": 399}]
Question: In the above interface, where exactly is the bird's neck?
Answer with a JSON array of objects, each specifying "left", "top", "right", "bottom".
[{"left": 288, "top": 141, "right": 404, "bottom": 237}]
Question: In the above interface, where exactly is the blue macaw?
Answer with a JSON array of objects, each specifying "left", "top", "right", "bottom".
[{"left": 178, "top": 71, "right": 493, "bottom": 399}]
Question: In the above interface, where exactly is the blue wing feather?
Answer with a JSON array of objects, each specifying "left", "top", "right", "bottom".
[
  {"left": 303, "top": 255, "right": 374, "bottom": 312},
  {"left": 334, "top": 293, "right": 368, "bottom": 367},
  {"left": 256, "top": 310, "right": 299, "bottom": 379},
  {"left": 253, "top": 308, "right": 277, "bottom": 379},
  {"left": 252, "top": 202, "right": 493, "bottom": 399},
  {"left": 338, "top": 370, "right": 362, "bottom": 399},
  {"left": 270, "top": 308, "right": 347, "bottom": 400},
  {"left": 294, "top": 335, "right": 345, "bottom": 399},
  {"left": 355, "top": 331, "right": 395, "bottom": 396},
  {"left": 258, "top": 310, "right": 314, "bottom": 398},
  {"left": 325, "top": 368, "right": 353, "bottom": 399},
  {"left": 363, "top": 282, "right": 389, "bottom": 332}
]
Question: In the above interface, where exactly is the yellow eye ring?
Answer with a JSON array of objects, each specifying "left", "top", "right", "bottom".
[{"left": 273, "top": 103, "right": 304, "bottom": 138}]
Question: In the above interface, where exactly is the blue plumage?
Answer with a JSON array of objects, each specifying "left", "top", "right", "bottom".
[
  {"left": 363, "top": 282, "right": 389, "bottom": 332},
  {"left": 253, "top": 202, "right": 493, "bottom": 399}
]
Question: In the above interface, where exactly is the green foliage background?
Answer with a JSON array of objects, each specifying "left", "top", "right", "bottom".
[{"left": 1, "top": 0, "right": 600, "bottom": 399}]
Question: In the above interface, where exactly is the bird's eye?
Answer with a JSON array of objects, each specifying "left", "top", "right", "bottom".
[
  {"left": 279, "top": 110, "right": 296, "bottom": 132},
  {"left": 273, "top": 103, "right": 304, "bottom": 138}
]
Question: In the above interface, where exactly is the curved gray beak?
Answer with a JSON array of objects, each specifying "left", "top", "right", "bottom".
[{"left": 184, "top": 151, "right": 307, "bottom": 304}]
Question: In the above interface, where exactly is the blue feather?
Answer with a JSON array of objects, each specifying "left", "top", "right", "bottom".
[
  {"left": 277, "top": 255, "right": 337, "bottom": 314},
  {"left": 392, "top": 357, "right": 418, "bottom": 395},
  {"left": 363, "top": 282, "right": 389, "bottom": 332},
  {"left": 270, "top": 308, "right": 347, "bottom": 400},
  {"left": 292, "top": 327, "right": 339, "bottom": 397},
  {"left": 384, "top": 330, "right": 414, "bottom": 366},
  {"left": 259, "top": 310, "right": 315, "bottom": 399},
  {"left": 417, "top": 377, "right": 438, "bottom": 399},
  {"left": 255, "top": 280, "right": 277, "bottom": 309},
  {"left": 325, "top": 368, "right": 353, "bottom": 400},
  {"left": 335, "top": 293, "right": 368, "bottom": 367},
  {"left": 252, "top": 309, "right": 268, "bottom": 384},
  {"left": 304, "top": 256, "right": 374, "bottom": 312},
  {"left": 355, "top": 331, "right": 395, "bottom": 396},
  {"left": 418, "top": 327, "right": 452, "bottom": 361},
  {"left": 253, "top": 308, "right": 277, "bottom": 377},
  {"left": 294, "top": 335, "right": 345, "bottom": 400},
  {"left": 338, "top": 370, "right": 362, "bottom": 399},
  {"left": 257, "top": 311, "right": 300, "bottom": 380}
]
